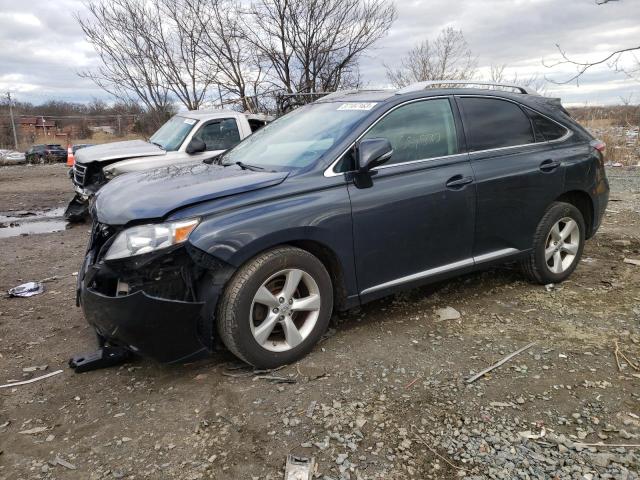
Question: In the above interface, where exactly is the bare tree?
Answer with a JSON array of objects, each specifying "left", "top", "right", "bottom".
[
  {"left": 488, "top": 63, "right": 548, "bottom": 94},
  {"left": 386, "top": 27, "right": 477, "bottom": 88},
  {"left": 78, "top": 0, "right": 171, "bottom": 114},
  {"left": 79, "top": 0, "right": 396, "bottom": 114},
  {"left": 79, "top": 0, "right": 213, "bottom": 112},
  {"left": 245, "top": 0, "right": 396, "bottom": 94},
  {"left": 185, "top": 0, "right": 269, "bottom": 112},
  {"left": 544, "top": 0, "right": 638, "bottom": 84},
  {"left": 153, "top": 0, "right": 215, "bottom": 110}
]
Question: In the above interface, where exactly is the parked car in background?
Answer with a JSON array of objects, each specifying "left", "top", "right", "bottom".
[
  {"left": 76, "top": 81, "right": 608, "bottom": 369},
  {"left": 25, "top": 144, "right": 67, "bottom": 163},
  {"left": 0, "top": 150, "right": 26, "bottom": 165},
  {"left": 65, "top": 110, "right": 272, "bottom": 221}
]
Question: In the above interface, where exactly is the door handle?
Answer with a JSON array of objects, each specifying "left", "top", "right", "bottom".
[
  {"left": 445, "top": 175, "right": 474, "bottom": 190},
  {"left": 539, "top": 159, "right": 561, "bottom": 172}
]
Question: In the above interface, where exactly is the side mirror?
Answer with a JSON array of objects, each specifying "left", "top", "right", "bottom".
[
  {"left": 357, "top": 138, "right": 393, "bottom": 172},
  {"left": 186, "top": 137, "right": 206, "bottom": 154}
]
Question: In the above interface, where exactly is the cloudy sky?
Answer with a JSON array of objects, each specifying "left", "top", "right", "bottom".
[{"left": 1, "top": 0, "right": 639, "bottom": 106}]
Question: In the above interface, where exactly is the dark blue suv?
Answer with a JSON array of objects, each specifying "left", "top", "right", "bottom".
[{"left": 77, "top": 81, "right": 609, "bottom": 368}]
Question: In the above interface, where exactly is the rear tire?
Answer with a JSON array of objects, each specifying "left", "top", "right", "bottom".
[
  {"left": 217, "top": 246, "right": 333, "bottom": 368},
  {"left": 521, "top": 201, "right": 585, "bottom": 284}
]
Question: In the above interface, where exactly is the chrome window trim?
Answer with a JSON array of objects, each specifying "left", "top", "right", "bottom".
[
  {"left": 323, "top": 96, "right": 454, "bottom": 177},
  {"left": 324, "top": 94, "right": 573, "bottom": 177},
  {"left": 360, "top": 248, "right": 520, "bottom": 295},
  {"left": 375, "top": 152, "right": 469, "bottom": 171},
  {"left": 457, "top": 95, "right": 573, "bottom": 154}
]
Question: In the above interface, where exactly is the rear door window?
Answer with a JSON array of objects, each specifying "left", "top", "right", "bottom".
[
  {"left": 194, "top": 119, "right": 241, "bottom": 151},
  {"left": 459, "top": 97, "right": 534, "bottom": 151},
  {"left": 362, "top": 98, "right": 458, "bottom": 166}
]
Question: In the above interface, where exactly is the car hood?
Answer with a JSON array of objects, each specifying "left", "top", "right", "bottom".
[
  {"left": 75, "top": 140, "right": 165, "bottom": 165},
  {"left": 94, "top": 162, "right": 289, "bottom": 225}
]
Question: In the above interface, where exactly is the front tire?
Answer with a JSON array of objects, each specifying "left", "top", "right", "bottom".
[
  {"left": 217, "top": 246, "right": 333, "bottom": 368},
  {"left": 521, "top": 201, "right": 585, "bottom": 284}
]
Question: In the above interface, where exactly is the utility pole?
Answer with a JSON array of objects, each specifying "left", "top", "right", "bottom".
[{"left": 6, "top": 92, "right": 19, "bottom": 150}]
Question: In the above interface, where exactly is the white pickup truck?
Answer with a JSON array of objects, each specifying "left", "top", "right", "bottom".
[{"left": 66, "top": 109, "right": 272, "bottom": 220}]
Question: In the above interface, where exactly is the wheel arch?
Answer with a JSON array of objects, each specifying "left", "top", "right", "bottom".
[
  {"left": 555, "top": 190, "right": 595, "bottom": 239},
  {"left": 212, "top": 228, "right": 355, "bottom": 312},
  {"left": 285, "top": 239, "right": 349, "bottom": 311}
]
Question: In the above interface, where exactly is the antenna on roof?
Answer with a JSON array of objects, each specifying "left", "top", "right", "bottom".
[{"left": 395, "top": 80, "right": 540, "bottom": 96}]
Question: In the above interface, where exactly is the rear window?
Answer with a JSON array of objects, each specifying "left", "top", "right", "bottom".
[
  {"left": 525, "top": 108, "right": 568, "bottom": 142},
  {"left": 459, "top": 97, "right": 534, "bottom": 151}
]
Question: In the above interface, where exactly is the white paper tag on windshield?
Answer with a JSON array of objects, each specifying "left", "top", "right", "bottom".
[
  {"left": 337, "top": 102, "right": 377, "bottom": 111},
  {"left": 183, "top": 118, "right": 197, "bottom": 125}
]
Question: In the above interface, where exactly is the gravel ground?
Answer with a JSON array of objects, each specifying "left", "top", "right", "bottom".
[{"left": 0, "top": 164, "right": 639, "bottom": 480}]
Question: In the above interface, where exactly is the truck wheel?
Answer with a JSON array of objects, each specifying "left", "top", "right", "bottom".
[
  {"left": 217, "top": 246, "right": 333, "bottom": 368},
  {"left": 521, "top": 201, "right": 585, "bottom": 285}
]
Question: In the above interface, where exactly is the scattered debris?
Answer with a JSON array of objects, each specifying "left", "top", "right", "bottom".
[
  {"left": 614, "top": 340, "right": 640, "bottom": 372},
  {"left": 519, "top": 428, "right": 546, "bottom": 440},
  {"left": 404, "top": 376, "right": 420, "bottom": 389},
  {"left": 8, "top": 281, "right": 44, "bottom": 298},
  {"left": 435, "top": 306, "right": 461, "bottom": 321},
  {"left": 256, "top": 375, "right": 296, "bottom": 384},
  {"left": 574, "top": 442, "right": 640, "bottom": 449},
  {"left": 412, "top": 429, "right": 467, "bottom": 472},
  {"left": 68, "top": 346, "right": 132, "bottom": 373},
  {"left": 466, "top": 342, "right": 537, "bottom": 383},
  {"left": 19, "top": 426, "right": 48, "bottom": 435},
  {"left": 53, "top": 456, "right": 76, "bottom": 470},
  {"left": 623, "top": 257, "right": 640, "bottom": 266},
  {"left": 283, "top": 454, "right": 315, "bottom": 480},
  {"left": 0, "top": 369, "right": 63, "bottom": 389},
  {"left": 22, "top": 365, "right": 48, "bottom": 373}
]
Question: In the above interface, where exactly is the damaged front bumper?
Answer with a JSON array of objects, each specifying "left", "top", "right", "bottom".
[
  {"left": 77, "top": 230, "right": 229, "bottom": 364},
  {"left": 80, "top": 286, "right": 207, "bottom": 363}
]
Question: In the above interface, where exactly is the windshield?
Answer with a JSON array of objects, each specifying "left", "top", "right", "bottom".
[
  {"left": 149, "top": 115, "right": 197, "bottom": 151},
  {"left": 221, "top": 102, "right": 375, "bottom": 171}
]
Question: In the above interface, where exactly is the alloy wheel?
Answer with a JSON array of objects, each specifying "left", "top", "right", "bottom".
[
  {"left": 544, "top": 217, "right": 580, "bottom": 274},
  {"left": 250, "top": 268, "right": 321, "bottom": 352}
]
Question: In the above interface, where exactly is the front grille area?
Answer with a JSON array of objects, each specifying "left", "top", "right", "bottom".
[{"left": 73, "top": 163, "right": 87, "bottom": 186}]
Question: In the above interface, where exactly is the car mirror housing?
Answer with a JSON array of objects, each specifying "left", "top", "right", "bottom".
[
  {"left": 357, "top": 138, "right": 393, "bottom": 173},
  {"left": 186, "top": 138, "right": 207, "bottom": 154}
]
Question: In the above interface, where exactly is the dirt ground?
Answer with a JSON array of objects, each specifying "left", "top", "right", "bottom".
[{"left": 0, "top": 164, "right": 639, "bottom": 480}]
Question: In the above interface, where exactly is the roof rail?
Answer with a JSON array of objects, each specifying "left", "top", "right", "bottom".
[{"left": 395, "top": 80, "right": 540, "bottom": 96}]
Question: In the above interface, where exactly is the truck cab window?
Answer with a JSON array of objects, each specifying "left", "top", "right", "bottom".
[{"left": 194, "top": 119, "right": 241, "bottom": 151}]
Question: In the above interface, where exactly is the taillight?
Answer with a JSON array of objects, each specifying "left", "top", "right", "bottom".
[{"left": 591, "top": 140, "right": 606, "bottom": 165}]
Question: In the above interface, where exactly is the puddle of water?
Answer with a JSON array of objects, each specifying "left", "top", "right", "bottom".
[{"left": 0, "top": 207, "right": 69, "bottom": 238}]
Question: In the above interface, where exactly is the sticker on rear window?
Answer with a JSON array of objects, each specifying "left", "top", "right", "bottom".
[
  {"left": 183, "top": 118, "right": 197, "bottom": 125},
  {"left": 337, "top": 103, "right": 377, "bottom": 111}
]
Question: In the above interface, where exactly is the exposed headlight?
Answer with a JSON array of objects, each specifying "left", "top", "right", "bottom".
[{"left": 104, "top": 219, "right": 199, "bottom": 260}]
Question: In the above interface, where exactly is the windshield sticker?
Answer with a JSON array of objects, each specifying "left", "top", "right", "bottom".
[
  {"left": 183, "top": 118, "right": 197, "bottom": 125},
  {"left": 337, "top": 102, "right": 377, "bottom": 111}
]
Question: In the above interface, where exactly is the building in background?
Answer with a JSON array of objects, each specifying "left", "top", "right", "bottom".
[{"left": 17, "top": 116, "right": 57, "bottom": 137}]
